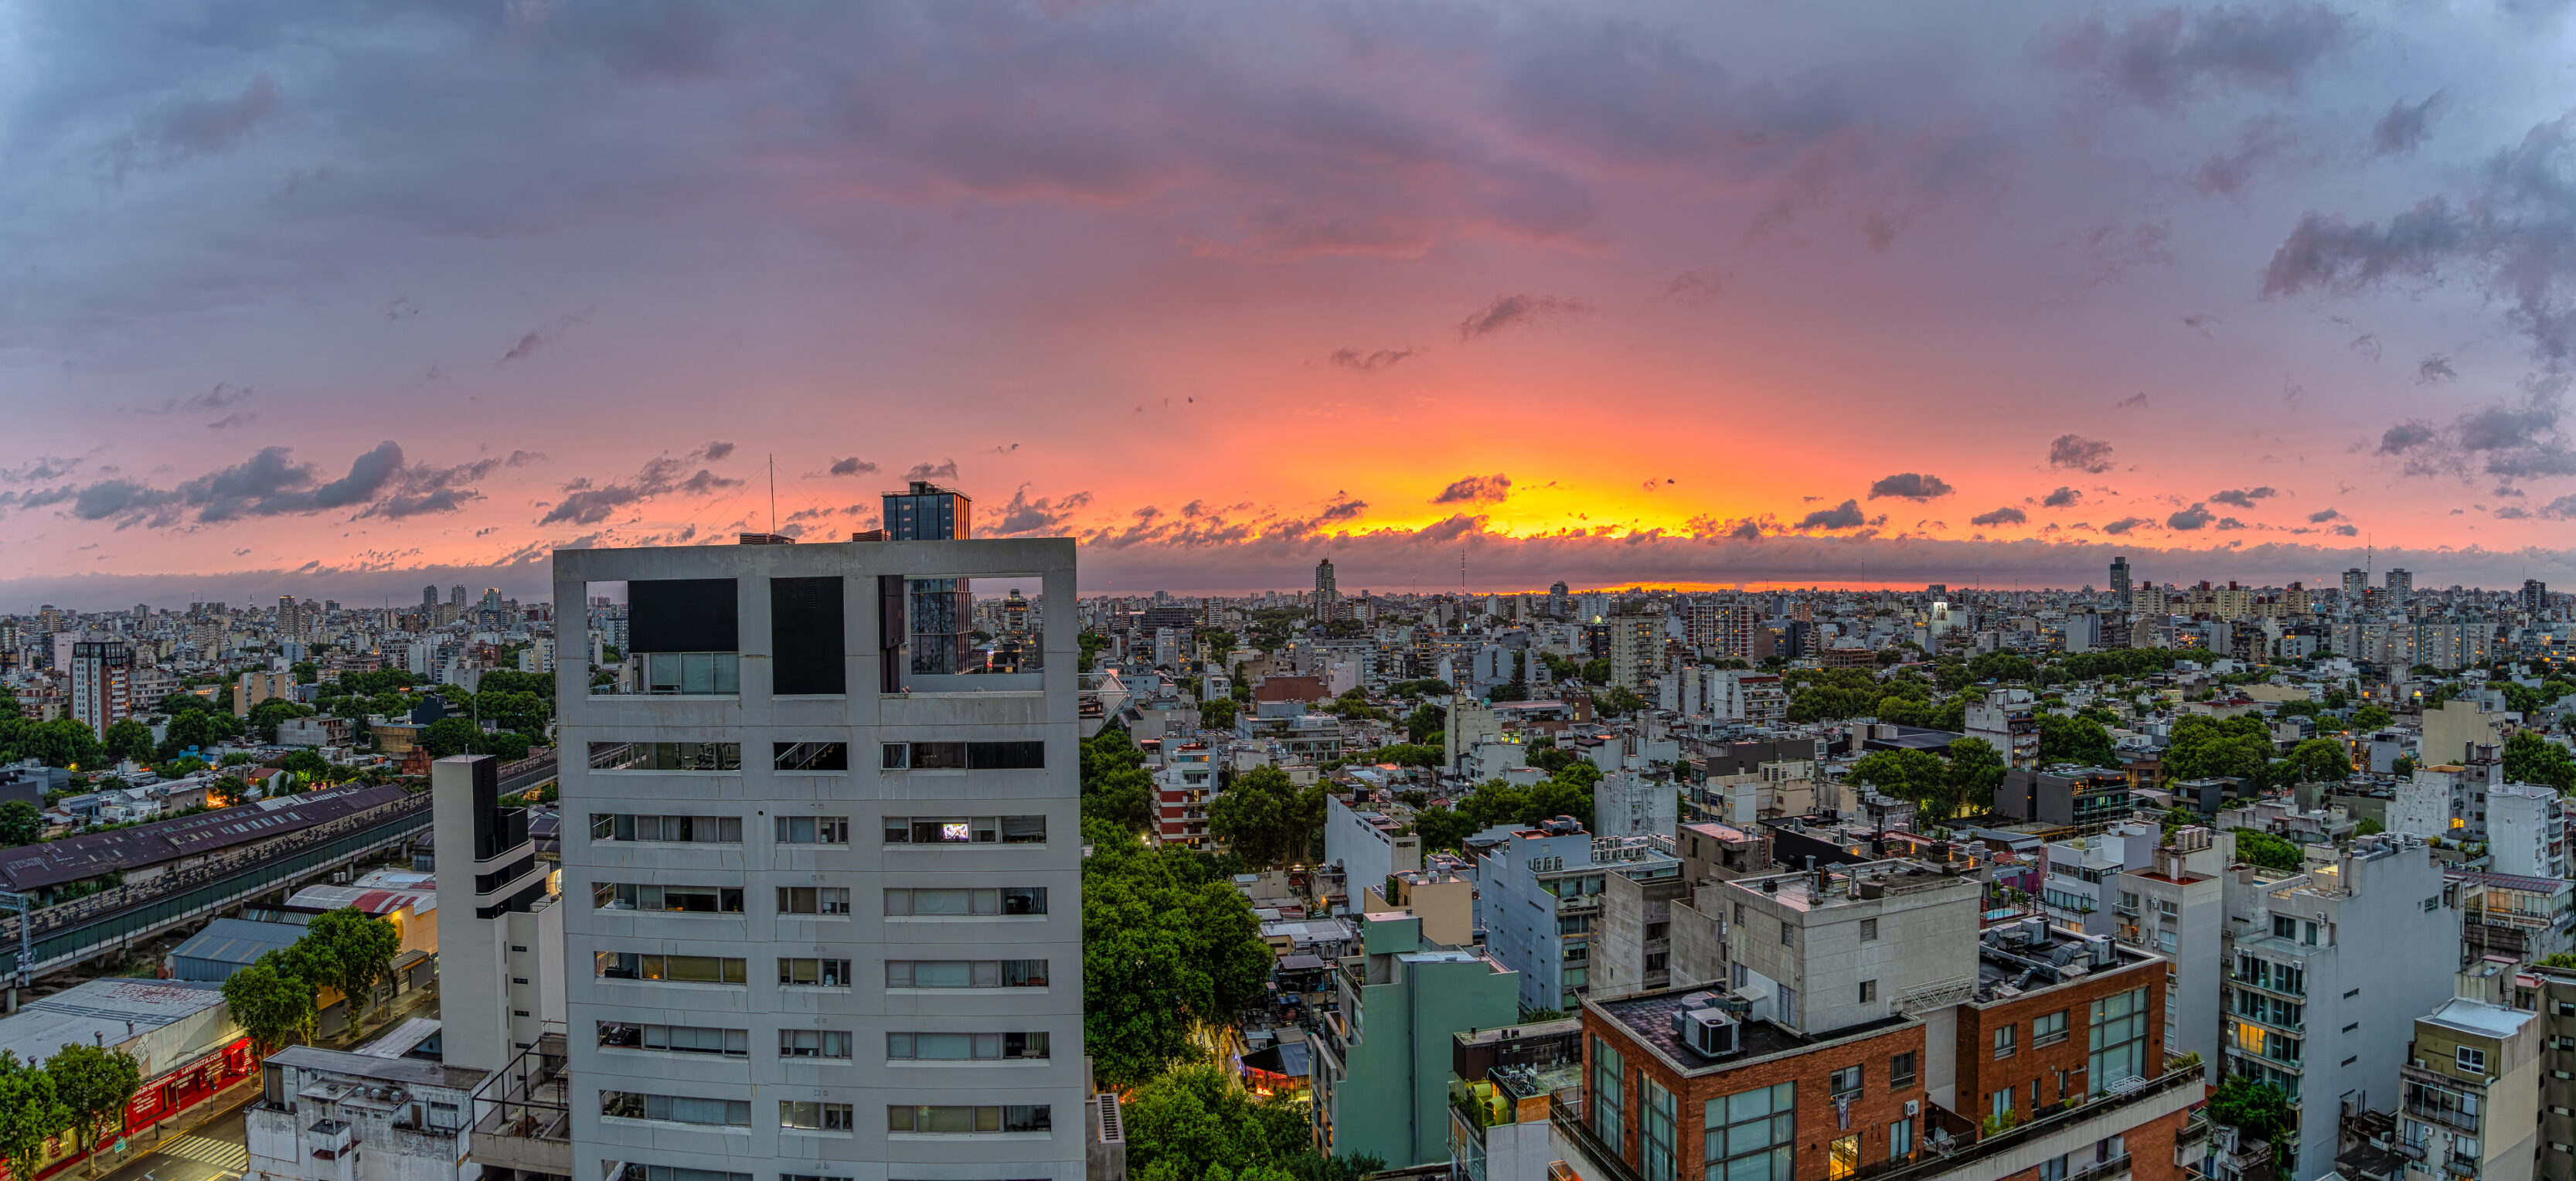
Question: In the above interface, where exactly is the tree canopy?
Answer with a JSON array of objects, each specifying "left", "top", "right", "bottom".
[
  {"left": 46, "top": 1042, "right": 142, "bottom": 1175},
  {"left": 1207, "top": 766, "right": 1325, "bottom": 866},
  {"left": 1123, "top": 1064, "right": 1380, "bottom": 1181},
  {"left": 1080, "top": 727, "right": 1155, "bottom": 832},
  {"left": 1081, "top": 819, "right": 1273, "bottom": 1089},
  {"left": 0, "top": 1051, "right": 65, "bottom": 1181},
  {"left": 2230, "top": 828, "right": 2302, "bottom": 873},
  {"left": 2208, "top": 1076, "right": 2295, "bottom": 1144},
  {"left": 2505, "top": 730, "right": 2576, "bottom": 793}
]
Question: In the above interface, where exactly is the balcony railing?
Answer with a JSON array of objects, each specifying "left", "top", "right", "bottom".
[
  {"left": 1843, "top": 1061, "right": 2204, "bottom": 1181},
  {"left": 2404, "top": 1100, "right": 2482, "bottom": 1135},
  {"left": 1546, "top": 1100, "right": 1645, "bottom": 1181}
]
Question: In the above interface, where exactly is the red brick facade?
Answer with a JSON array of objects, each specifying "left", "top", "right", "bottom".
[
  {"left": 1580, "top": 1012, "right": 1931, "bottom": 1181},
  {"left": 1955, "top": 958, "right": 2167, "bottom": 1125}
]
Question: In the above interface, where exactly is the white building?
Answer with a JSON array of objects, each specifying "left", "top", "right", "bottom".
[
  {"left": 249, "top": 1043, "right": 488, "bottom": 1181},
  {"left": 2112, "top": 828, "right": 2235, "bottom": 1083},
  {"left": 553, "top": 533, "right": 1092, "bottom": 1181},
  {"left": 1590, "top": 769, "right": 1675, "bottom": 840},
  {"left": 1325, "top": 792, "right": 1422, "bottom": 902}
]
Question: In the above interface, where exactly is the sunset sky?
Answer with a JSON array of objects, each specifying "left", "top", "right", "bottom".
[{"left": 6, "top": 2, "right": 2576, "bottom": 606}]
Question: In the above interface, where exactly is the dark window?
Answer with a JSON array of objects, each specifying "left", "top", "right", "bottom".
[
  {"left": 775, "top": 742, "right": 848, "bottom": 771},
  {"left": 969, "top": 741, "right": 1047, "bottom": 769},
  {"left": 881, "top": 740, "right": 1045, "bottom": 770},
  {"left": 769, "top": 577, "right": 846, "bottom": 695},
  {"left": 629, "top": 579, "right": 738, "bottom": 654},
  {"left": 1890, "top": 1052, "right": 1917, "bottom": 1089}
]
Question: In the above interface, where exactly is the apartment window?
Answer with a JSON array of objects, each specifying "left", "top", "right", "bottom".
[
  {"left": 595, "top": 952, "right": 746, "bottom": 985},
  {"left": 2088, "top": 986, "right": 2152, "bottom": 1096},
  {"left": 1591, "top": 1036, "right": 1625, "bottom": 1149},
  {"left": 597, "top": 1023, "right": 747, "bottom": 1057},
  {"left": 1830, "top": 1066, "right": 1863, "bottom": 1101},
  {"left": 776, "top": 887, "right": 851, "bottom": 915},
  {"left": 775, "top": 816, "right": 850, "bottom": 844},
  {"left": 593, "top": 883, "right": 743, "bottom": 914},
  {"left": 2272, "top": 915, "right": 2296, "bottom": 939},
  {"left": 884, "top": 887, "right": 1047, "bottom": 916},
  {"left": 778, "top": 1101, "right": 855, "bottom": 1132},
  {"left": 1890, "top": 1116, "right": 1914, "bottom": 1160},
  {"left": 888, "top": 1032, "right": 1052, "bottom": 1060},
  {"left": 1734, "top": 903, "right": 1746, "bottom": 926},
  {"left": 1994, "top": 1024, "right": 2017, "bottom": 1059},
  {"left": 589, "top": 742, "right": 743, "bottom": 771},
  {"left": 1992, "top": 1089, "right": 2013, "bottom": 1120},
  {"left": 618, "top": 1167, "right": 748, "bottom": 1181},
  {"left": 592, "top": 814, "right": 742, "bottom": 843},
  {"left": 1780, "top": 921, "right": 1794, "bottom": 945},
  {"left": 2034, "top": 1009, "right": 2070, "bottom": 1047},
  {"left": 778, "top": 958, "right": 852, "bottom": 987},
  {"left": 883, "top": 815, "right": 1049, "bottom": 844},
  {"left": 1704, "top": 1082, "right": 1794, "bottom": 1181},
  {"left": 886, "top": 1105, "right": 1050, "bottom": 1134},
  {"left": 601, "top": 1092, "right": 750, "bottom": 1127},
  {"left": 1890, "top": 1052, "right": 1917, "bottom": 1089},
  {"left": 2458, "top": 1046, "right": 2489, "bottom": 1074},
  {"left": 1859, "top": 980, "right": 1876, "bottom": 1004},
  {"left": 1642, "top": 1079, "right": 1676, "bottom": 1181},
  {"left": 1860, "top": 917, "right": 1878, "bottom": 941},
  {"left": 779, "top": 1030, "right": 853, "bottom": 1059},
  {"left": 880, "top": 741, "right": 1048, "bottom": 770},
  {"left": 886, "top": 959, "right": 1049, "bottom": 988},
  {"left": 769, "top": 576, "right": 846, "bottom": 696},
  {"left": 2118, "top": 891, "right": 2139, "bottom": 910},
  {"left": 774, "top": 742, "right": 849, "bottom": 771},
  {"left": 781, "top": 1175, "right": 851, "bottom": 1181}
]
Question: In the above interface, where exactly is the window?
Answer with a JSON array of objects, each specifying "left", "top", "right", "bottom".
[
  {"left": 595, "top": 952, "right": 747, "bottom": 985},
  {"left": 779, "top": 1030, "right": 853, "bottom": 1059},
  {"left": 774, "top": 815, "right": 850, "bottom": 844},
  {"left": 778, "top": 1101, "right": 855, "bottom": 1132},
  {"left": 1704, "top": 1082, "right": 1794, "bottom": 1181},
  {"left": 886, "top": 1105, "right": 1050, "bottom": 1134},
  {"left": 2088, "top": 986, "right": 2152, "bottom": 1095},
  {"left": 1890, "top": 1117, "right": 1913, "bottom": 1160},
  {"left": 1890, "top": 1052, "right": 1916, "bottom": 1089},
  {"left": 884, "top": 887, "right": 1047, "bottom": 916},
  {"left": 1994, "top": 1025, "right": 2017, "bottom": 1059},
  {"left": 1991, "top": 1089, "right": 2013, "bottom": 1119},
  {"left": 1781, "top": 921, "right": 1795, "bottom": 945},
  {"left": 776, "top": 887, "right": 851, "bottom": 915},
  {"left": 592, "top": 814, "right": 743, "bottom": 843},
  {"left": 589, "top": 742, "right": 744, "bottom": 771},
  {"left": 598, "top": 1023, "right": 747, "bottom": 1057},
  {"left": 883, "top": 815, "right": 1049, "bottom": 844},
  {"left": 2272, "top": 915, "right": 2296, "bottom": 939},
  {"left": 601, "top": 1092, "right": 750, "bottom": 1127},
  {"left": 886, "top": 959, "right": 1049, "bottom": 988},
  {"left": 1859, "top": 980, "right": 1876, "bottom": 1004},
  {"left": 594, "top": 883, "right": 744, "bottom": 913},
  {"left": 881, "top": 741, "right": 1047, "bottom": 770},
  {"left": 777, "top": 958, "right": 852, "bottom": 987},
  {"left": 2037, "top": 1155, "right": 2067, "bottom": 1181},
  {"left": 888, "top": 1032, "right": 1051, "bottom": 1060},
  {"left": 2034, "top": 1009, "right": 2070, "bottom": 1047},
  {"left": 769, "top": 576, "right": 846, "bottom": 696},
  {"left": 1830, "top": 1066, "right": 1862, "bottom": 1101},
  {"left": 1642, "top": 1079, "right": 1676, "bottom": 1181},
  {"left": 774, "top": 742, "right": 849, "bottom": 771},
  {"left": 1860, "top": 917, "right": 1878, "bottom": 941},
  {"left": 2458, "top": 1046, "right": 2489, "bottom": 1074},
  {"left": 1591, "top": 1036, "right": 1625, "bottom": 1149},
  {"left": 618, "top": 1167, "right": 749, "bottom": 1181}
]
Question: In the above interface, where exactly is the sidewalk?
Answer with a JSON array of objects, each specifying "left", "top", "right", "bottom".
[{"left": 60, "top": 983, "right": 444, "bottom": 1181}]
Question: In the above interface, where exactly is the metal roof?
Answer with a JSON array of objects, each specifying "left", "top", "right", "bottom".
[
  {"left": 166, "top": 917, "right": 308, "bottom": 978},
  {"left": 0, "top": 978, "right": 228, "bottom": 1067},
  {"left": 0, "top": 784, "right": 408, "bottom": 891}
]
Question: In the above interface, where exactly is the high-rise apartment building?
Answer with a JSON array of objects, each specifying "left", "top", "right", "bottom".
[
  {"left": 1548, "top": 580, "right": 1570, "bottom": 619},
  {"left": 1686, "top": 597, "right": 1754, "bottom": 662},
  {"left": 70, "top": 639, "right": 134, "bottom": 739},
  {"left": 1315, "top": 556, "right": 1339, "bottom": 623},
  {"left": 883, "top": 481, "right": 972, "bottom": 540},
  {"left": 553, "top": 531, "right": 1089, "bottom": 1181},
  {"left": 2387, "top": 567, "right": 2414, "bottom": 609},
  {"left": 2110, "top": 555, "right": 2132, "bottom": 611},
  {"left": 2343, "top": 567, "right": 2370, "bottom": 605},
  {"left": 424, "top": 584, "right": 440, "bottom": 610},
  {"left": 2526, "top": 579, "right": 2551, "bottom": 617}
]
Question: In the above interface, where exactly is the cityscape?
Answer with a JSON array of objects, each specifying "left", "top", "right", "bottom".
[{"left": 9, "top": 5, "right": 2576, "bottom": 1181}]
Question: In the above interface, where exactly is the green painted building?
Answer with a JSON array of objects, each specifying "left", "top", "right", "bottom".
[{"left": 1308, "top": 911, "right": 1522, "bottom": 1167}]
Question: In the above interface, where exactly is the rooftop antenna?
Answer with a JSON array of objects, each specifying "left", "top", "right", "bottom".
[{"left": 768, "top": 454, "right": 777, "bottom": 535}]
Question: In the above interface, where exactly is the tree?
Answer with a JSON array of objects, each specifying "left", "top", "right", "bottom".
[
  {"left": 1080, "top": 727, "right": 1154, "bottom": 832},
  {"left": 278, "top": 749, "right": 332, "bottom": 782},
  {"left": 1595, "top": 687, "right": 1645, "bottom": 717},
  {"left": 420, "top": 716, "right": 484, "bottom": 759},
  {"left": 247, "top": 696, "right": 315, "bottom": 744},
  {"left": 2036, "top": 714, "right": 2117, "bottom": 768},
  {"left": 100, "top": 719, "right": 155, "bottom": 764},
  {"left": 0, "top": 801, "right": 41, "bottom": 848},
  {"left": 0, "top": 1050, "right": 66, "bottom": 1181},
  {"left": 1412, "top": 805, "right": 1479, "bottom": 853},
  {"left": 2350, "top": 704, "right": 2393, "bottom": 731},
  {"left": 2354, "top": 817, "right": 2385, "bottom": 836},
  {"left": 2165, "top": 714, "right": 2271, "bottom": 781},
  {"left": 2208, "top": 1076, "right": 2295, "bottom": 1145},
  {"left": 45, "top": 1043, "right": 141, "bottom": 1176},
  {"left": 305, "top": 907, "right": 403, "bottom": 1022},
  {"left": 1083, "top": 821, "right": 1273, "bottom": 1088},
  {"left": 1207, "top": 767, "right": 1324, "bottom": 866},
  {"left": 1847, "top": 748, "right": 1956, "bottom": 822},
  {"left": 223, "top": 956, "right": 317, "bottom": 1053},
  {"left": 1123, "top": 1064, "right": 1322, "bottom": 1181},
  {"left": 2280, "top": 738, "right": 2350, "bottom": 784},
  {"left": 1200, "top": 698, "right": 1238, "bottom": 730},
  {"left": 2230, "top": 828, "right": 2302, "bottom": 873},
  {"left": 1943, "top": 737, "right": 2007, "bottom": 819},
  {"left": 2504, "top": 730, "right": 2576, "bottom": 794}
]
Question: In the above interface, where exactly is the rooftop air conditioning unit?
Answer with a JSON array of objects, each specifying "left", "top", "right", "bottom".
[{"left": 1671, "top": 1007, "right": 1738, "bottom": 1057}]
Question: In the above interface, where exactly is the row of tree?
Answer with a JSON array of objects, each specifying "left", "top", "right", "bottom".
[{"left": 0, "top": 1043, "right": 145, "bottom": 1181}]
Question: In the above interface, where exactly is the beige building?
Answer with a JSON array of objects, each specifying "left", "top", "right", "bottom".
[
  {"left": 2424, "top": 697, "right": 2514, "bottom": 767},
  {"left": 2401, "top": 984, "right": 2539, "bottom": 1181}
]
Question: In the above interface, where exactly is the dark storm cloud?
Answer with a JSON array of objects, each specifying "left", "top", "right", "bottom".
[
  {"left": 1866, "top": 472, "right": 1954, "bottom": 501},
  {"left": 2308, "top": 507, "right": 2343, "bottom": 522},
  {"left": 2167, "top": 502, "right": 2215, "bottom": 529},
  {"left": 2049, "top": 435, "right": 2117, "bottom": 473},
  {"left": 2371, "top": 91, "right": 2445, "bottom": 157},
  {"left": 1971, "top": 506, "right": 2028, "bottom": 526},
  {"left": 2208, "top": 486, "right": 2275, "bottom": 508},
  {"left": 1458, "top": 294, "right": 1594, "bottom": 340},
  {"left": 2054, "top": 5, "right": 2356, "bottom": 110},
  {"left": 2103, "top": 516, "right": 2153, "bottom": 534},
  {"left": 19, "top": 441, "right": 495, "bottom": 529},
  {"left": 700, "top": 441, "right": 737, "bottom": 461},
  {"left": 2370, "top": 386, "right": 2576, "bottom": 480},
  {"left": 1433, "top": 474, "right": 1513, "bottom": 504},
  {"left": 1798, "top": 499, "right": 1864, "bottom": 529},
  {"left": 542, "top": 452, "right": 744, "bottom": 526},
  {"left": 2043, "top": 486, "right": 2083, "bottom": 508}
]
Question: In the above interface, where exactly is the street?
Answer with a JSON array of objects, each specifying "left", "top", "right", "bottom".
[{"left": 94, "top": 1105, "right": 248, "bottom": 1181}]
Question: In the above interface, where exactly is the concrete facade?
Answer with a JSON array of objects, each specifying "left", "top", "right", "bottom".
[
  {"left": 249, "top": 1044, "right": 488, "bottom": 1181},
  {"left": 552, "top": 537, "right": 1087, "bottom": 1181},
  {"left": 1477, "top": 825, "right": 1683, "bottom": 1013},
  {"left": 1308, "top": 914, "right": 1519, "bottom": 1168}
]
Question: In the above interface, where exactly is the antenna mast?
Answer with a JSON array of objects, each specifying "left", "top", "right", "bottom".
[{"left": 768, "top": 454, "right": 777, "bottom": 534}]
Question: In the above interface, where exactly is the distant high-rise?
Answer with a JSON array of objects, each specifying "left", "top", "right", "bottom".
[
  {"left": 1315, "top": 557, "right": 1339, "bottom": 622},
  {"left": 277, "top": 595, "right": 301, "bottom": 639},
  {"left": 883, "top": 481, "right": 972, "bottom": 540},
  {"left": 450, "top": 584, "right": 467, "bottom": 608},
  {"left": 2108, "top": 556, "right": 2132, "bottom": 611},
  {"left": 2525, "top": 579, "right": 2550, "bottom": 616},
  {"left": 2386, "top": 567, "right": 2414, "bottom": 609},
  {"left": 2342, "top": 567, "right": 2369, "bottom": 604},
  {"left": 70, "top": 639, "right": 134, "bottom": 740},
  {"left": 422, "top": 584, "right": 439, "bottom": 609},
  {"left": 1548, "top": 580, "right": 1570, "bottom": 619}
]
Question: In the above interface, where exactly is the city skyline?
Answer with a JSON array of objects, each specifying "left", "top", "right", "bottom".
[{"left": 10, "top": 3, "right": 2576, "bottom": 599}]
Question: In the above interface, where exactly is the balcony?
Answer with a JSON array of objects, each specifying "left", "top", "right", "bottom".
[
  {"left": 468, "top": 1026, "right": 569, "bottom": 1178},
  {"left": 1547, "top": 1100, "right": 1645, "bottom": 1181},
  {"left": 2443, "top": 1152, "right": 2479, "bottom": 1178},
  {"left": 1842, "top": 1060, "right": 2205, "bottom": 1181},
  {"left": 2403, "top": 1100, "right": 2482, "bottom": 1136}
]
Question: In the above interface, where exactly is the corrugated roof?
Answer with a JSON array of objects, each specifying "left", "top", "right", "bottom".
[
  {"left": 0, "top": 978, "right": 228, "bottom": 1066},
  {"left": 0, "top": 784, "right": 409, "bottom": 891},
  {"left": 287, "top": 883, "right": 434, "bottom": 916},
  {"left": 167, "top": 917, "right": 307, "bottom": 975}
]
